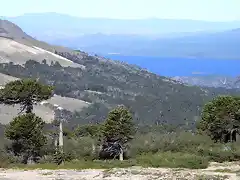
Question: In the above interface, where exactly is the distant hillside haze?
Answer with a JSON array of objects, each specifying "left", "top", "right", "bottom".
[
  {"left": 3, "top": 13, "right": 240, "bottom": 59},
  {"left": 56, "top": 28, "right": 240, "bottom": 59},
  {"left": 3, "top": 13, "right": 240, "bottom": 36}
]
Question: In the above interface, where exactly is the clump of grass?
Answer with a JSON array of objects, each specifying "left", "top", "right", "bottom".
[
  {"left": 196, "top": 174, "right": 229, "bottom": 180},
  {"left": 12, "top": 160, "right": 136, "bottom": 170},
  {"left": 213, "top": 168, "right": 232, "bottom": 173},
  {"left": 136, "top": 152, "right": 209, "bottom": 169},
  {"left": 41, "top": 172, "right": 53, "bottom": 176},
  {"left": 130, "top": 132, "right": 240, "bottom": 164},
  {"left": 12, "top": 151, "right": 208, "bottom": 170}
]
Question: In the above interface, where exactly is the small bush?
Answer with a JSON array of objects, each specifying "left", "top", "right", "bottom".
[
  {"left": 129, "top": 132, "right": 213, "bottom": 157},
  {"left": 0, "top": 150, "right": 13, "bottom": 168},
  {"left": 136, "top": 152, "right": 209, "bottom": 169},
  {"left": 130, "top": 132, "right": 240, "bottom": 164},
  {"left": 63, "top": 137, "right": 96, "bottom": 160},
  {"left": 3, "top": 130, "right": 240, "bottom": 169}
]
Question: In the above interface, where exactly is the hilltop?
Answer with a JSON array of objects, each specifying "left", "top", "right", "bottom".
[
  {"left": 0, "top": 19, "right": 84, "bottom": 68},
  {"left": 4, "top": 13, "right": 240, "bottom": 36},
  {"left": 0, "top": 19, "right": 239, "bottom": 127}
]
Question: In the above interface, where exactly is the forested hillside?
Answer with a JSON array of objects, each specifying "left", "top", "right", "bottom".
[
  {"left": 0, "top": 18, "right": 240, "bottom": 129},
  {"left": 0, "top": 51, "right": 239, "bottom": 128}
]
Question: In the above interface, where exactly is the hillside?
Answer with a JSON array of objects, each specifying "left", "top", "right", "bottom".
[
  {"left": 0, "top": 19, "right": 90, "bottom": 124},
  {"left": 0, "top": 19, "right": 84, "bottom": 68},
  {"left": 172, "top": 75, "right": 240, "bottom": 89},
  {"left": 0, "top": 20, "right": 239, "bottom": 128},
  {"left": 0, "top": 73, "right": 89, "bottom": 124}
]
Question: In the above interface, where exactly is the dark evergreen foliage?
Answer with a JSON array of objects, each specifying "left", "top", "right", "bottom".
[
  {"left": 198, "top": 95, "right": 240, "bottom": 142},
  {"left": 0, "top": 79, "right": 53, "bottom": 113},
  {"left": 5, "top": 113, "right": 47, "bottom": 163}
]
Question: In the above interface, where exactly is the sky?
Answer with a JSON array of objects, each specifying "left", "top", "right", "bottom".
[{"left": 1, "top": 0, "right": 240, "bottom": 21}]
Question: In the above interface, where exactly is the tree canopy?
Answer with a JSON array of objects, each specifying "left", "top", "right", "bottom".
[
  {"left": 5, "top": 113, "right": 47, "bottom": 163},
  {"left": 102, "top": 105, "right": 135, "bottom": 144},
  {"left": 0, "top": 79, "right": 53, "bottom": 113},
  {"left": 198, "top": 95, "right": 240, "bottom": 142},
  {"left": 74, "top": 124, "right": 101, "bottom": 138}
]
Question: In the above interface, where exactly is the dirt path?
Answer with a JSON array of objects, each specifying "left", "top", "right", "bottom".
[{"left": 0, "top": 162, "right": 239, "bottom": 180}]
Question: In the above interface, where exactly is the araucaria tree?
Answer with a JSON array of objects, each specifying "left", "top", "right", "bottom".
[
  {"left": 5, "top": 113, "right": 47, "bottom": 164},
  {"left": 198, "top": 95, "right": 240, "bottom": 142},
  {"left": 101, "top": 105, "right": 135, "bottom": 160},
  {"left": 0, "top": 79, "right": 53, "bottom": 113},
  {"left": 0, "top": 79, "right": 53, "bottom": 164}
]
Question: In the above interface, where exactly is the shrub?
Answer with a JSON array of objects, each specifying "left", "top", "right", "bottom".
[
  {"left": 0, "top": 150, "right": 10, "bottom": 168},
  {"left": 136, "top": 152, "right": 209, "bottom": 169}
]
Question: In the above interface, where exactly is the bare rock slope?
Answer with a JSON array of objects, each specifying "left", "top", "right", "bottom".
[{"left": 0, "top": 19, "right": 84, "bottom": 68}]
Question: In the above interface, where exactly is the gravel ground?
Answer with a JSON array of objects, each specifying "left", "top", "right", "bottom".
[{"left": 0, "top": 162, "right": 239, "bottom": 180}]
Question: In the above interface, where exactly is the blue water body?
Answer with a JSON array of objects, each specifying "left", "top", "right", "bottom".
[{"left": 105, "top": 55, "right": 240, "bottom": 77}]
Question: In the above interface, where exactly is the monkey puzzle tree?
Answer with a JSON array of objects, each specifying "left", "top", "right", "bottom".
[
  {"left": 0, "top": 79, "right": 53, "bottom": 164},
  {"left": 101, "top": 105, "right": 135, "bottom": 160},
  {"left": 0, "top": 79, "right": 53, "bottom": 113},
  {"left": 5, "top": 113, "right": 47, "bottom": 164},
  {"left": 198, "top": 95, "right": 240, "bottom": 142}
]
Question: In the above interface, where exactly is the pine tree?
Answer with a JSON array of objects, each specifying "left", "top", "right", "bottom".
[
  {"left": 0, "top": 79, "right": 53, "bottom": 164},
  {"left": 102, "top": 105, "right": 135, "bottom": 143},
  {"left": 198, "top": 95, "right": 240, "bottom": 142},
  {"left": 5, "top": 113, "right": 47, "bottom": 164},
  {"left": 102, "top": 105, "right": 135, "bottom": 160}
]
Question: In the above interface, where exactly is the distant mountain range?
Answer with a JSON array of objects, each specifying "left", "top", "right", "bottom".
[
  {"left": 2, "top": 13, "right": 240, "bottom": 59},
  {"left": 3, "top": 13, "right": 240, "bottom": 36},
  {"left": 52, "top": 29, "right": 240, "bottom": 59}
]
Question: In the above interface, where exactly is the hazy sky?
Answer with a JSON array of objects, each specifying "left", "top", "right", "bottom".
[{"left": 2, "top": 0, "right": 240, "bottom": 21}]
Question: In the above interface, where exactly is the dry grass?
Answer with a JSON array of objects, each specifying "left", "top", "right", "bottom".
[
  {"left": 48, "top": 95, "right": 90, "bottom": 112},
  {"left": 0, "top": 73, "right": 90, "bottom": 124},
  {"left": 0, "top": 73, "right": 19, "bottom": 87},
  {"left": 0, "top": 37, "right": 85, "bottom": 69}
]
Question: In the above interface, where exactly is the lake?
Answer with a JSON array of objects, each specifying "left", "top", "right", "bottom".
[{"left": 105, "top": 55, "right": 240, "bottom": 77}]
